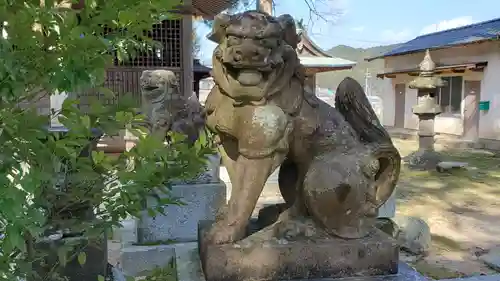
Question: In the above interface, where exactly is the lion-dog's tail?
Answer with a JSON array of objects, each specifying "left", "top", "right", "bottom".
[{"left": 334, "top": 77, "right": 401, "bottom": 208}]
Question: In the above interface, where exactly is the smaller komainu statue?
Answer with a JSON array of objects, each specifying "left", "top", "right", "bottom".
[
  {"left": 140, "top": 69, "right": 205, "bottom": 143},
  {"left": 199, "top": 10, "right": 402, "bottom": 281},
  {"left": 140, "top": 70, "right": 219, "bottom": 184}
]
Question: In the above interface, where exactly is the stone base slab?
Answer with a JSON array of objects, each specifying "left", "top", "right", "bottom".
[
  {"left": 138, "top": 182, "right": 226, "bottom": 243},
  {"left": 198, "top": 221, "right": 399, "bottom": 281},
  {"left": 173, "top": 240, "right": 426, "bottom": 281},
  {"left": 404, "top": 149, "right": 442, "bottom": 170},
  {"left": 120, "top": 245, "right": 176, "bottom": 277}
]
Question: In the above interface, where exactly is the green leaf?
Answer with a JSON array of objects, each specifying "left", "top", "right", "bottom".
[
  {"left": 81, "top": 115, "right": 91, "bottom": 129},
  {"left": 0, "top": 0, "right": 206, "bottom": 279},
  {"left": 4, "top": 227, "right": 26, "bottom": 253},
  {"left": 147, "top": 208, "right": 156, "bottom": 217},
  {"left": 98, "top": 275, "right": 106, "bottom": 281},
  {"left": 98, "top": 87, "right": 116, "bottom": 99},
  {"left": 57, "top": 248, "right": 67, "bottom": 267},
  {"left": 92, "top": 150, "right": 106, "bottom": 164},
  {"left": 77, "top": 252, "right": 87, "bottom": 266}
]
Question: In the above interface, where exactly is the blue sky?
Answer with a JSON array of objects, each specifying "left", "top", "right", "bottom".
[{"left": 195, "top": 0, "right": 500, "bottom": 65}]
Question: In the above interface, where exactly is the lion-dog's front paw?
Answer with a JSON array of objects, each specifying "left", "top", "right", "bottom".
[{"left": 203, "top": 220, "right": 246, "bottom": 245}]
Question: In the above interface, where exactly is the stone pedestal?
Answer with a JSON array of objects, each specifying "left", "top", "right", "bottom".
[
  {"left": 30, "top": 234, "right": 108, "bottom": 281},
  {"left": 120, "top": 154, "right": 226, "bottom": 277},
  {"left": 138, "top": 153, "right": 225, "bottom": 243},
  {"left": 138, "top": 182, "right": 226, "bottom": 243},
  {"left": 199, "top": 220, "right": 399, "bottom": 281},
  {"left": 404, "top": 99, "right": 442, "bottom": 170}
]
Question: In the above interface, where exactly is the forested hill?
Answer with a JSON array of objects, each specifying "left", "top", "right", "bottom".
[{"left": 316, "top": 44, "right": 400, "bottom": 95}]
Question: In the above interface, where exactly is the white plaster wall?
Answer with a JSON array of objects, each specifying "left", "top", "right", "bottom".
[
  {"left": 382, "top": 41, "right": 500, "bottom": 139},
  {"left": 404, "top": 85, "right": 418, "bottom": 130},
  {"left": 477, "top": 52, "right": 500, "bottom": 139},
  {"left": 376, "top": 79, "right": 395, "bottom": 127},
  {"left": 50, "top": 91, "right": 68, "bottom": 127}
]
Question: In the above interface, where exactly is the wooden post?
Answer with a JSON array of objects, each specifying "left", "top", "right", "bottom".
[{"left": 181, "top": 0, "right": 193, "bottom": 97}]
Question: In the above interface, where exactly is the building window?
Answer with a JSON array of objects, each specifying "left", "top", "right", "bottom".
[{"left": 437, "top": 76, "right": 462, "bottom": 114}]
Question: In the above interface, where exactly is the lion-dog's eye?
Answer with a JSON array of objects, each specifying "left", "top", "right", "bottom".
[
  {"left": 226, "top": 35, "right": 242, "bottom": 46},
  {"left": 259, "top": 38, "right": 277, "bottom": 48}
]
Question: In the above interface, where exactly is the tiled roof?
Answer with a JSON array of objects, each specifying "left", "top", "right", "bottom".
[
  {"left": 299, "top": 56, "right": 356, "bottom": 68},
  {"left": 366, "top": 17, "right": 500, "bottom": 61},
  {"left": 183, "top": 0, "right": 237, "bottom": 18},
  {"left": 296, "top": 29, "right": 332, "bottom": 58}
]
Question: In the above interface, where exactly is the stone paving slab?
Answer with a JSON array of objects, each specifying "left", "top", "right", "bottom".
[
  {"left": 295, "top": 263, "right": 428, "bottom": 280},
  {"left": 439, "top": 276, "right": 500, "bottom": 281},
  {"left": 480, "top": 246, "right": 500, "bottom": 271}
]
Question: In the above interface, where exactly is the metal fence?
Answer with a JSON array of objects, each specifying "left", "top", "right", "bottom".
[{"left": 76, "top": 19, "right": 183, "bottom": 112}]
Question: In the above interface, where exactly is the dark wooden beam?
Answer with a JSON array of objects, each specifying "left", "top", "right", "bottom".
[{"left": 470, "top": 67, "right": 486, "bottom": 72}]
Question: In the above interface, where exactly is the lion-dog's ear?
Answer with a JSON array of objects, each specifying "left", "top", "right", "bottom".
[
  {"left": 207, "top": 13, "right": 232, "bottom": 43},
  {"left": 276, "top": 14, "right": 299, "bottom": 49}
]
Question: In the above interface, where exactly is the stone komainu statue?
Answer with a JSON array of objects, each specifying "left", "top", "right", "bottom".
[
  {"left": 140, "top": 69, "right": 205, "bottom": 143},
  {"left": 202, "top": 11, "right": 401, "bottom": 244}
]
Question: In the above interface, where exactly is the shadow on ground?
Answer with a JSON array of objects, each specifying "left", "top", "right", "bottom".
[{"left": 392, "top": 138, "right": 500, "bottom": 278}]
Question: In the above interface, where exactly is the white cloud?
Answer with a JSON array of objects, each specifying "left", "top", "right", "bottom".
[
  {"left": 351, "top": 26, "right": 365, "bottom": 32},
  {"left": 419, "top": 16, "right": 475, "bottom": 35},
  {"left": 380, "top": 29, "right": 413, "bottom": 44}
]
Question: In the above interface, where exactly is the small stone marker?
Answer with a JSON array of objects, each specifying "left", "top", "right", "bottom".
[
  {"left": 436, "top": 161, "right": 469, "bottom": 173},
  {"left": 393, "top": 215, "right": 432, "bottom": 255}
]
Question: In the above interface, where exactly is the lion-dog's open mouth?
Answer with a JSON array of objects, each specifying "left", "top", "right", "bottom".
[{"left": 223, "top": 61, "right": 275, "bottom": 88}]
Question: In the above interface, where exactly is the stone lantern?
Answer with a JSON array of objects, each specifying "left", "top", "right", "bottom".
[{"left": 404, "top": 49, "right": 447, "bottom": 169}]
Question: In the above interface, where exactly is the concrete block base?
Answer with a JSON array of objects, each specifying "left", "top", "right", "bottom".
[
  {"left": 138, "top": 182, "right": 226, "bottom": 243},
  {"left": 120, "top": 244, "right": 176, "bottom": 277}
]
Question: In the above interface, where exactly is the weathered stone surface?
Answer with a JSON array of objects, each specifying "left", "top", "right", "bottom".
[
  {"left": 120, "top": 245, "right": 175, "bottom": 277},
  {"left": 201, "top": 10, "right": 402, "bottom": 281},
  {"left": 375, "top": 218, "right": 399, "bottom": 238},
  {"left": 393, "top": 215, "right": 431, "bottom": 255},
  {"left": 204, "top": 10, "right": 400, "bottom": 246},
  {"left": 296, "top": 263, "right": 429, "bottom": 280},
  {"left": 138, "top": 183, "right": 226, "bottom": 243},
  {"left": 175, "top": 242, "right": 205, "bottom": 281},
  {"left": 436, "top": 161, "right": 469, "bottom": 173},
  {"left": 171, "top": 153, "right": 221, "bottom": 185},
  {"left": 404, "top": 149, "right": 442, "bottom": 170},
  {"left": 176, "top": 240, "right": 427, "bottom": 281},
  {"left": 140, "top": 69, "right": 204, "bottom": 143},
  {"left": 479, "top": 246, "right": 500, "bottom": 271},
  {"left": 405, "top": 50, "right": 446, "bottom": 171},
  {"left": 116, "top": 218, "right": 138, "bottom": 246},
  {"left": 109, "top": 264, "right": 127, "bottom": 281},
  {"left": 199, "top": 221, "right": 399, "bottom": 281}
]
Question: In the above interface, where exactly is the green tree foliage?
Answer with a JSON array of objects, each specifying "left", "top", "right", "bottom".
[{"left": 0, "top": 0, "right": 213, "bottom": 280}]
